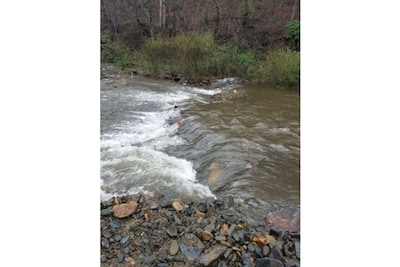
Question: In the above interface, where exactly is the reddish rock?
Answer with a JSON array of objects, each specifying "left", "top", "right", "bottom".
[
  {"left": 199, "top": 245, "right": 228, "bottom": 266},
  {"left": 112, "top": 201, "right": 138, "bottom": 218},
  {"left": 266, "top": 207, "right": 300, "bottom": 232}
]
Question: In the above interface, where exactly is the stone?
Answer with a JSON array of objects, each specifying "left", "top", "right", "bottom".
[
  {"left": 202, "top": 231, "right": 214, "bottom": 241},
  {"left": 199, "top": 245, "right": 228, "bottom": 266},
  {"left": 204, "top": 222, "right": 216, "bottom": 233},
  {"left": 224, "top": 248, "right": 232, "bottom": 259},
  {"left": 215, "top": 235, "right": 226, "bottom": 241},
  {"left": 174, "top": 214, "right": 182, "bottom": 225},
  {"left": 233, "top": 233, "right": 240, "bottom": 242},
  {"left": 266, "top": 235, "right": 278, "bottom": 247},
  {"left": 160, "top": 199, "right": 171, "bottom": 208},
  {"left": 172, "top": 201, "right": 184, "bottom": 212},
  {"left": 253, "top": 236, "right": 269, "bottom": 246},
  {"left": 269, "top": 245, "right": 284, "bottom": 260},
  {"left": 167, "top": 226, "right": 178, "bottom": 237},
  {"left": 100, "top": 255, "right": 107, "bottom": 262},
  {"left": 118, "top": 254, "right": 125, "bottom": 263},
  {"left": 195, "top": 210, "right": 205, "bottom": 218},
  {"left": 101, "top": 207, "right": 113, "bottom": 216},
  {"left": 109, "top": 220, "right": 122, "bottom": 229},
  {"left": 295, "top": 240, "right": 300, "bottom": 258},
  {"left": 169, "top": 240, "right": 179, "bottom": 255},
  {"left": 262, "top": 246, "right": 270, "bottom": 257},
  {"left": 265, "top": 207, "right": 300, "bottom": 232},
  {"left": 227, "top": 223, "right": 236, "bottom": 236},
  {"left": 112, "top": 201, "right": 138, "bottom": 218},
  {"left": 179, "top": 233, "right": 205, "bottom": 260},
  {"left": 220, "top": 224, "right": 229, "bottom": 235},
  {"left": 247, "top": 243, "right": 255, "bottom": 253},
  {"left": 120, "top": 235, "right": 131, "bottom": 246},
  {"left": 255, "top": 258, "right": 284, "bottom": 267},
  {"left": 101, "top": 238, "right": 110, "bottom": 249},
  {"left": 241, "top": 252, "right": 255, "bottom": 266},
  {"left": 102, "top": 230, "right": 112, "bottom": 239}
]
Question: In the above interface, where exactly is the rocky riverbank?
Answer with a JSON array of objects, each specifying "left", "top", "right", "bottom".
[{"left": 101, "top": 194, "right": 300, "bottom": 267}]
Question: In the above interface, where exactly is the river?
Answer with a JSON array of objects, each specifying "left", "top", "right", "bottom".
[{"left": 101, "top": 65, "right": 299, "bottom": 224}]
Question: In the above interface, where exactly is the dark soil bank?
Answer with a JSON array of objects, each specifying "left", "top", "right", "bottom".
[{"left": 101, "top": 194, "right": 300, "bottom": 267}]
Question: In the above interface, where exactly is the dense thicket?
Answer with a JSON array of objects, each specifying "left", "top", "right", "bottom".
[
  {"left": 101, "top": 0, "right": 300, "bottom": 88},
  {"left": 101, "top": 0, "right": 300, "bottom": 50}
]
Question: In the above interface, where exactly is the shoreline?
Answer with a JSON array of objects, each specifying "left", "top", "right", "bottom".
[{"left": 101, "top": 193, "right": 300, "bottom": 266}]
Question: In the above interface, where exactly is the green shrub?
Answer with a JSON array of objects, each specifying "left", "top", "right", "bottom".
[
  {"left": 101, "top": 31, "right": 134, "bottom": 68},
  {"left": 248, "top": 50, "right": 300, "bottom": 88},
  {"left": 284, "top": 20, "right": 300, "bottom": 51},
  {"left": 136, "top": 32, "right": 216, "bottom": 77}
]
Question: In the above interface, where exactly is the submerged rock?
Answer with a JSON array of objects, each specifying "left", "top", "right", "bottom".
[{"left": 266, "top": 207, "right": 300, "bottom": 232}]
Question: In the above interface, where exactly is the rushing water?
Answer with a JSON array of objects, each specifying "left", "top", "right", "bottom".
[{"left": 101, "top": 65, "right": 299, "bottom": 220}]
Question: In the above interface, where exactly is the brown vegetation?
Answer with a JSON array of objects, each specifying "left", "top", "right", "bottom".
[{"left": 101, "top": 0, "right": 300, "bottom": 49}]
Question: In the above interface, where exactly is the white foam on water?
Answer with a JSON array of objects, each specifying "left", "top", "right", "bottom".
[
  {"left": 270, "top": 144, "right": 290, "bottom": 152},
  {"left": 101, "top": 145, "right": 215, "bottom": 200},
  {"left": 101, "top": 86, "right": 216, "bottom": 200},
  {"left": 191, "top": 87, "right": 222, "bottom": 95}
]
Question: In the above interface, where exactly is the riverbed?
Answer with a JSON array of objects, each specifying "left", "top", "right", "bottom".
[{"left": 101, "top": 65, "right": 300, "bottom": 226}]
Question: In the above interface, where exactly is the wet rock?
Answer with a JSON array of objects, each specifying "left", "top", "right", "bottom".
[
  {"left": 179, "top": 233, "right": 205, "bottom": 260},
  {"left": 112, "top": 201, "right": 138, "bottom": 218},
  {"left": 222, "top": 196, "right": 235, "bottom": 209},
  {"left": 255, "top": 258, "right": 284, "bottom": 267},
  {"left": 199, "top": 245, "right": 228, "bottom": 266},
  {"left": 266, "top": 207, "right": 300, "bottom": 233},
  {"left": 123, "top": 247, "right": 130, "bottom": 254},
  {"left": 169, "top": 240, "right": 179, "bottom": 255}
]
